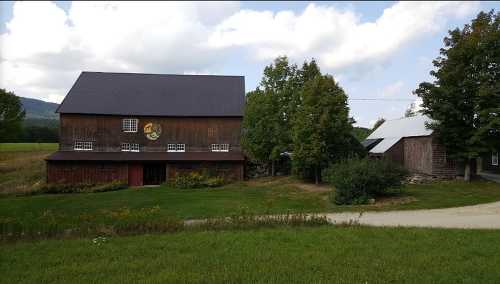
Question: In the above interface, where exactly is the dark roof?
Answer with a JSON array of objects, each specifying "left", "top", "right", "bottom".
[
  {"left": 57, "top": 72, "right": 245, "bottom": 117},
  {"left": 361, "top": 138, "right": 383, "bottom": 151},
  {"left": 46, "top": 151, "right": 245, "bottom": 162}
]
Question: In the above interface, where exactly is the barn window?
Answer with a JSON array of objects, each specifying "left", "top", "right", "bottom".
[
  {"left": 167, "top": 144, "right": 185, "bottom": 152},
  {"left": 74, "top": 141, "right": 93, "bottom": 151},
  {"left": 211, "top": 144, "right": 229, "bottom": 152},
  {"left": 493, "top": 152, "right": 499, "bottom": 166},
  {"left": 208, "top": 127, "right": 217, "bottom": 138},
  {"left": 122, "top": 118, "right": 138, "bottom": 133},
  {"left": 121, "top": 143, "right": 140, "bottom": 152}
]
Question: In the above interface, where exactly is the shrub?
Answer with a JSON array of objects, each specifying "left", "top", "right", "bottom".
[
  {"left": 171, "top": 172, "right": 225, "bottom": 189},
  {"left": 39, "top": 181, "right": 127, "bottom": 194},
  {"left": 323, "top": 158, "right": 408, "bottom": 205}
]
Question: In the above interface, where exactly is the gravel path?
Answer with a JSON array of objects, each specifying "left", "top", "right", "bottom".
[{"left": 324, "top": 201, "right": 500, "bottom": 229}]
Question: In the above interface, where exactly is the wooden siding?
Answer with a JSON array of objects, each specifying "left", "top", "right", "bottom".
[
  {"left": 430, "top": 136, "right": 457, "bottom": 177},
  {"left": 403, "top": 136, "right": 433, "bottom": 175},
  {"left": 59, "top": 114, "right": 242, "bottom": 152},
  {"left": 47, "top": 162, "right": 128, "bottom": 184},
  {"left": 384, "top": 139, "right": 404, "bottom": 166}
]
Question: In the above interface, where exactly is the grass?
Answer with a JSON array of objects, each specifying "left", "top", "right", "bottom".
[
  {"left": 2, "top": 226, "right": 500, "bottom": 283},
  {"left": 0, "top": 143, "right": 58, "bottom": 152}
]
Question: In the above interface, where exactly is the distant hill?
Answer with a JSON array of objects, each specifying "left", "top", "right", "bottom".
[{"left": 20, "top": 97, "right": 59, "bottom": 120}]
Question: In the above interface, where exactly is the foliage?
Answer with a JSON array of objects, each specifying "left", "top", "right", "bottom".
[
  {"left": 242, "top": 56, "right": 321, "bottom": 175},
  {"left": 39, "top": 181, "right": 127, "bottom": 194},
  {"left": 170, "top": 172, "right": 225, "bottom": 189},
  {"left": 20, "top": 126, "right": 58, "bottom": 142},
  {"left": 323, "top": 158, "right": 408, "bottom": 205},
  {"left": 292, "top": 75, "right": 357, "bottom": 183},
  {"left": 404, "top": 103, "right": 418, "bottom": 117},
  {"left": 372, "top": 117, "right": 386, "bottom": 131},
  {"left": 414, "top": 10, "right": 500, "bottom": 180},
  {"left": 352, "top": 126, "right": 371, "bottom": 141},
  {"left": 0, "top": 89, "right": 25, "bottom": 142}
]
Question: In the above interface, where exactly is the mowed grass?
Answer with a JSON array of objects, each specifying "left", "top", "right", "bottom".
[
  {"left": 0, "top": 143, "right": 58, "bottom": 152},
  {"left": 2, "top": 226, "right": 500, "bottom": 283}
]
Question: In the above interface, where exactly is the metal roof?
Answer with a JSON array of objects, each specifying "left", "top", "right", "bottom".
[
  {"left": 57, "top": 72, "right": 245, "bottom": 117},
  {"left": 46, "top": 151, "right": 245, "bottom": 162},
  {"left": 367, "top": 115, "right": 434, "bottom": 140},
  {"left": 365, "top": 115, "right": 434, "bottom": 154}
]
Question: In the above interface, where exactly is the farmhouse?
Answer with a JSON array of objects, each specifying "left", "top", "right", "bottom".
[
  {"left": 363, "top": 115, "right": 457, "bottom": 177},
  {"left": 46, "top": 72, "right": 245, "bottom": 186}
]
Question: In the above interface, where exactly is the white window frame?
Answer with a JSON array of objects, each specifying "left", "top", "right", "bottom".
[
  {"left": 74, "top": 141, "right": 93, "bottom": 151},
  {"left": 493, "top": 152, "right": 499, "bottom": 166},
  {"left": 167, "top": 143, "right": 185, "bottom": 152},
  {"left": 211, "top": 144, "right": 229, "bottom": 152},
  {"left": 121, "top": 143, "right": 140, "bottom": 152},
  {"left": 122, "top": 118, "right": 138, "bottom": 133}
]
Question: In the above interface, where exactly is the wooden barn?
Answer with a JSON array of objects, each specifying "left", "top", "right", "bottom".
[
  {"left": 362, "top": 115, "right": 457, "bottom": 177},
  {"left": 46, "top": 72, "right": 245, "bottom": 186}
]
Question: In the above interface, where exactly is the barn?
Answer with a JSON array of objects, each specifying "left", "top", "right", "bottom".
[
  {"left": 363, "top": 115, "right": 457, "bottom": 177},
  {"left": 46, "top": 72, "right": 245, "bottom": 186}
]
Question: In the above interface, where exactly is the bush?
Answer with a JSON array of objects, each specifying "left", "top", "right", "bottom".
[
  {"left": 323, "top": 158, "right": 408, "bottom": 205},
  {"left": 171, "top": 172, "right": 225, "bottom": 189},
  {"left": 40, "top": 181, "right": 127, "bottom": 194}
]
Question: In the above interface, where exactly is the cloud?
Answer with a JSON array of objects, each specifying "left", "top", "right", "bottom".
[
  {"left": 0, "top": 1, "right": 479, "bottom": 103},
  {"left": 209, "top": 1, "right": 479, "bottom": 69},
  {"left": 381, "top": 81, "right": 405, "bottom": 97}
]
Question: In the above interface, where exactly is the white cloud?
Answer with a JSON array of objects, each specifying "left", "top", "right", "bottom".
[
  {"left": 209, "top": 1, "right": 479, "bottom": 69},
  {"left": 381, "top": 81, "right": 405, "bottom": 97},
  {"left": 0, "top": 1, "right": 478, "bottom": 103}
]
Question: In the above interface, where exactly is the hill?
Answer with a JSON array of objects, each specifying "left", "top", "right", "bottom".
[{"left": 19, "top": 97, "right": 59, "bottom": 120}]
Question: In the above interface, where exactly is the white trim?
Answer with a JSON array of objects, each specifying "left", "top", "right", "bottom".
[
  {"left": 492, "top": 152, "right": 499, "bottom": 166},
  {"left": 74, "top": 141, "right": 93, "bottom": 151},
  {"left": 121, "top": 143, "right": 140, "bottom": 152},
  {"left": 122, "top": 118, "right": 138, "bottom": 133},
  {"left": 167, "top": 143, "right": 185, "bottom": 152},
  {"left": 211, "top": 144, "right": 229, "bottom": 152}
]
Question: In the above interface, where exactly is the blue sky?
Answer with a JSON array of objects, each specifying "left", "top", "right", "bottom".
[{"left": 1, "top": 1, "right": 498, "bottom": 127}]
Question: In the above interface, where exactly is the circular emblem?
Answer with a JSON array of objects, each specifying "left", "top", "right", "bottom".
[{"left": 144, "top": 122, "right": 162, "bottom": 140}]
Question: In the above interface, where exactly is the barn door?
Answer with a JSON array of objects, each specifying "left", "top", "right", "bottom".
[
  {"left": 143, "top": 163, "right": 166, "bottom": 185},
  {"left": 128, "top": 163, "right": 143, "bottom": 187}
]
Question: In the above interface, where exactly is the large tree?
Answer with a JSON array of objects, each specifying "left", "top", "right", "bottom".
[
  {"left": 0, "top": 89, "right": 25, "bottom": 142},
  {"left": 242, "top": 56, "right": 320, "bottom": 175},
  {"left": 292, "top": 75, "right": 353, "bottom": 184},
  {"left": 414, "top": 10, "right": 500, "bottom": 181}
]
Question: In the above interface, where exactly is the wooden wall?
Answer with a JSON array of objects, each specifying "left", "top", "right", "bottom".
[
  {"left": 167, "top": 162, "right": 244, "bottom": 181},
  {"left": 47, "top": 162, "right": 128, "bottom": 184},
  {"left": 59, "top": 114, "right": 242, "bottom": 152},
  {"left": 403, "top": 136, "right": 433, "bottom": 175},
  {"left": 384, "top": 139, "right": 404, "bottom": 166},
  {"left": 430, "top": 136, "right": 457, "bottom": 177}
]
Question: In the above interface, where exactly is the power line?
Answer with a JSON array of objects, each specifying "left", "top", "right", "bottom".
[{"left": 348, "top": 98, "right": 415, "bottom": 101}]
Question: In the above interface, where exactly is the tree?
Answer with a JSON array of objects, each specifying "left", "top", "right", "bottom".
[
  {"left": 414, "top": 10, "right": 500, "bottom": 181},
  {"left": 241, "top": 89, "right": 280, "bottom": 172},
  {"left": 0, "top": 89, "right": 25, "bottom": 142},
  {"left": 292, "top": 75, "right": 353, "bottom": 184},
  {"left": 372, "top": 118, "right": 386, "bottom": 131},
  {"left": 404, "top": 103, "right": 418, "bottom": 117}
]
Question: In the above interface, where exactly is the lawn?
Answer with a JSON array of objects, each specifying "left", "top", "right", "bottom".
[
  {"left": 0, "top": 143, "right": 58, "bottom": 152},
  {"left": 2, "top": 226, "right": 500, "bottom": 283}
]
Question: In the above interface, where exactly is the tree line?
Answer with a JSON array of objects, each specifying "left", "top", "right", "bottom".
[
  {"left": 0, "top": 89, "right": 59, "bottom": 143},
  {"left": 242, "top": 57, "right": 364, "bottom": 184}
]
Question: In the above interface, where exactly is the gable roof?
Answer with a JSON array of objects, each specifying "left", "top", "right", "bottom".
[
  {"left": 365, "top": 115, "right": 434, "bottom": 154},
  {"left": 57, "top": 72, "right": 245, "bottom": 117}
]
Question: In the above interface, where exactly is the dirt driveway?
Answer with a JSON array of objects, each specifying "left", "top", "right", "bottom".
[{"left": 324, "top": 201, "right": 500, "bottom": 229}]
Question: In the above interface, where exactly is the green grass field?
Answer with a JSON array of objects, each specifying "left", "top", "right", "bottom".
[
  {"left": 1, "top": 179, "right": 500, "bottom": 240},
  {"left": 0, "top": 143, "right": 58, "bottom": 152},
  {"left": 2, "top": 226, "right": 500, "bottom": 283}
]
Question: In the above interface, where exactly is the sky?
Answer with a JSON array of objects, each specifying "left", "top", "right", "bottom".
[{"left": 0, "top": 1, "right": 498, "bottom": 127}]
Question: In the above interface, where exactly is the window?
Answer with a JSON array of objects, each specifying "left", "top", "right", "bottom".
[
  {"left": 121, "top": 143, "right": 140, "bottom": 152},
  {"left": 167, "top": 143, "right": 185, "bottom": 152},
  {"left": 74, "top": 141, "right": 93, "bottom": 151},
  {"left": 208, "top": 127, "right": 217, "bottom": 138},
  {"left": 211, "top": 144, "right": 229, "bottom": 152},
  {"left": 493, "top": 152, "right": 499, "bottom": 166},
  {"left": 122, "top": 118, "right": 138, "bottom": 133}
]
